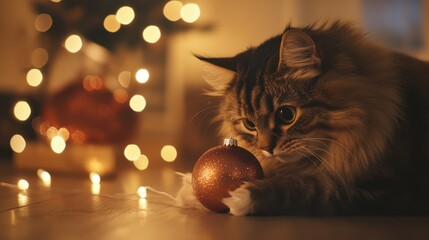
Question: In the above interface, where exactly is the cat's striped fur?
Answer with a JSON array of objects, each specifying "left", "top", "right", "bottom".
[{"left": 197, "top": 22, "right": 429, "bottom": 215}]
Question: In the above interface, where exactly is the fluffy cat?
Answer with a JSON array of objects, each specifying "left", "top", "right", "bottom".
[{"left": 177, "top": 22, "right": 429, "bottom": 216}]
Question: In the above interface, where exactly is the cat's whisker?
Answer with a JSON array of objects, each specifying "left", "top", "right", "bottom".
[
  {"left": 188, "top": 106, "right": 218, "bottom": 125},
  {"left": 300, "top": 145, "right": 348, "bottom": 188},
  {"left": 299, "top": 137, "right": 359, "bottom": 163},
  {"left": 294, "top": 148, "right": 320, "bottom": 169}
]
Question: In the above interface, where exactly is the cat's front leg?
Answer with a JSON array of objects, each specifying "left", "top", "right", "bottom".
[{"left": 223, "top": 175, "right": 336, "bottom": 216}]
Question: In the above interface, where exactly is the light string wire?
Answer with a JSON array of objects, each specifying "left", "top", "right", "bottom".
[{"left": 0, "top": 173, "right": 186, "bottom": 203}]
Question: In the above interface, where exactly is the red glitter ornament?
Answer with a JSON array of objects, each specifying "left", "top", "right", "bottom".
[{"left": 192, "top": 138, "right": 264, "bottom": 213}]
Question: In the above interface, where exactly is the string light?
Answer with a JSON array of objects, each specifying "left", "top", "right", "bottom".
[
  {"left": 64, "top": 35, "right": 83, "bottom": 53},
  {"left": 18, "top": 192, "right": 29, "bottom": 206},
  {"left": 89, "top": 172, "right": 101, "bottom": 184},
  {"left": 17, "top": 179, "right": 29, "bottom": 191},
  {"left": 118, "top": 71, "right": 131, "bottom": 88},
  {"left": 133, "top": 155, "right": 149, "bottom": 170},
  {"left": 37, "top": 169, "right": 51, "bottom": 187},
  {"left": 124, "top": 144, "right": 141, "bottom": 161},
  {"left": 135, "top": 68, "right": 150, "bottom": 83},
  {"left": 26, "top": 68, "right": 43, "bottom": 87},
  {"left": 163, "top": 1, "right": 183, "bottom": 21},
  {"left": 116, "top": 6, "right": 135, "bottom": 25},
  {"left": 13, "top": 101, "right": 31, "bottom": 121},
  {"left": 103, "top": 14, "right": 121, "bottom": 33},
  {"left": 58, "top": 128, "right": 70, "bottom": 141},
  {"left": 161, "top": 145, "right": 177, "bottom": 162},
  {"left": 142, "top": 25, "right": 161, "bottom": 43},
  {"left": 50, "top": 136, "right": 66, "bottom": 154},
  {"left": 30, "top": 48, "right": 49, "bottom": 68},
  {"left": 113, "top": 89, "right": 128, "bottom": 103},
  {"left": 34, "top": 14, "right": 52, "bottom": 32},
  {"left": 137, "top": 186, "right": 147, "bottom": 199},
  {"left": 129, "top": 95, "right": 146, "bottom": 112},
  {"left": 180, "top": 3, "right": 200, "bottom": 23},
  {"left": 10, "top": 134, "right": 26, "bottom": 153}
]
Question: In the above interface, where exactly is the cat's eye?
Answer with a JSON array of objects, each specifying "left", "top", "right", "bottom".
[
  {"left": 242, "top": 118, "right": 257, "bottom": 131},
  {"left": 276, "top": 106, "right": 296, "bottom": 124}
]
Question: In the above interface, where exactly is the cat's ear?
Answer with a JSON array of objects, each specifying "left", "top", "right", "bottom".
[
  {"left": 278, "top": 29, "right": 321, "bottom": 71},
  {"left": 195, "top": 55, "right": 238, "bottom": 96}
]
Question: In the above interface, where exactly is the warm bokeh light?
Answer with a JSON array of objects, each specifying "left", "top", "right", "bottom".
[
  {"left": 65, "top": 35, "right": 83, "bottom": 53},
  {"left": 50, "top": 136, "right": 66, "bottom": 154},
  {"left": 116, "top": 6, "right": 135, "bottom": 25},
  {"left": 142, "top": 25, "right": 161, "bottom": 43},
  {"left": 135, "top": 68, "right": 150, "bottom": 83},
  {"left": 14, "top": 101, "right": 31, "bottom": 121},
  {"left": 137, "top": 186, "right": 147, "bottom": 199},
  {"left": 37, "top": 169, "right": 51, "bottom": 187},
  {"left": 124, "top": 144, "right": 141, "bottom": 161},
  {"left": 129, "top": 95, "right": 146, "bottom": 112},
  {"left": 31, "top": 48, "right": 49, "bottom": 68},
  {"left": 103, "top": 14, "right": 121, "bottom": 33},
  {"left": 118, "top": 71, "right": 131, "bottom": 88},
  {"left": 51, "top": 0, "right": 61, "bottom": 2},
  {"left": 18, "top": 192, "right": 29, "bottom": 206},
  {"left": 161, "top": 145, "right": 177, "bottom": 162},
  {"left": 180, "top": 3, "right": 200, "bottom": 23},
  {"left": 91, "top": 183, "right": 101, "bottom": 195},
  {"left": 90, "top": 172, "right": 101, "bottom": 184},
  {"left": 133, "top": 155, "right": 149, "bottom": 170},
  {"left": 58, "top": 128, "right": 70, "bottom": 141},
  {"left": 46, "top": 126, "right": 58, "bottom": 140},
  {"left": 113, "top": 89, "right": 128, "bottom": 103},
  {"left": 83, "top": 75, "right": 103, "bottom": 91},
  {"left": 10, "top": 134, "right": 26, "bottom": 153},
  {"left": 26, "top": 68, "right": 43, "bottom": 87},
  {"left": 17, "top": 179, "right": 29, "bottom": 191},
  {"left": 163, "top": 1, "right": 183, "bottom": 21},
  {"left": 35, "top": 14, "right": 52, "bottom": 32}
]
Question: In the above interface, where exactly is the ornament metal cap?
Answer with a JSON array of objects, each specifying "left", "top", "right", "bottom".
[{"left": 223, "top": 137, "right": 237, "bottom": 146}]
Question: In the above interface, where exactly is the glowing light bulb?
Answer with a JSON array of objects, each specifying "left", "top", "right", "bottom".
[
  {"left": 118, "top": 71, "right": 131, "bottom": 88},
  {"left": 161, "top": 145, "right": 177, "bottom": 162},
  {"left": 135, "top": 68, "right": 149, "bottom": 83},
  {"left": 133, "top": 155, "right": 149, "bottom": 170},
  {"left": 91, "top": 183, "right": 101, "bottom": 195},
  {"left": 50, "top": 136, "right": 66, "bottom": 154},
  {"left": 17, "top": 179, "right": 29, "bottom": 191},
  {"left": 124, "top": 144, "right": 141, "bottom": 161},
  {"left": 137, "top": 186, "right": 147, "bottom": 199},
  {"left": 163, "top": 1, "right": 183, "bottom": 21},
  {"left": 129, "top": 95, "right": 146, "bottom": 112},
  {"left": 58, "top": 128, "right": 70, "bottom": 141},
  {"left": 180, "top": 3, "right": 200, "bottom": 23},
  {"left": 116, "top": 6, "right": 135, "bottom": 25},
  {"left": 34, "top": 14, "right": 52, "bottom": 32},
  {"left": 10, "top": 134, "right": 26, "bottom": 153},
  {"left": 103, "top": 14, "right": 121, "bottom": 33},
  {"left": 37, "top": 169, "right": 51, "bottom": 187},
  {"left": 142, "top": 25, "right": 161, "bottom": 43},
  {"left": 26, "top": 68, "right": 43, "bottom": 87},
  {"left": 13, "top": 101, "right": 31, "bottom": 121},
  {"left": 89, "top": 172, "right": 101, "bottom": 184},
  {"left": 65, "top": 35, "right": 83, "bottom": 53},
  {"left": 46, "top": 126, "right": 58, "bottom": 140},
  {"left": 31, "top": 48, "right": 49, "bottom": 68}
]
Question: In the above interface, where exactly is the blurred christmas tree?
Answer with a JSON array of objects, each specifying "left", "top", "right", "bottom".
[{"left": 2, "top": 0, "right": 209, "bottom": 167}]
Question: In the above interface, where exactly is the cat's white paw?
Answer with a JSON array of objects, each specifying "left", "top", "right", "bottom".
[
  {"left": 222, "top": 184, "right": 253, "bottom": 216},
  {"left": 175, "top": 173, "right": 205, "bottom": 210}
]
